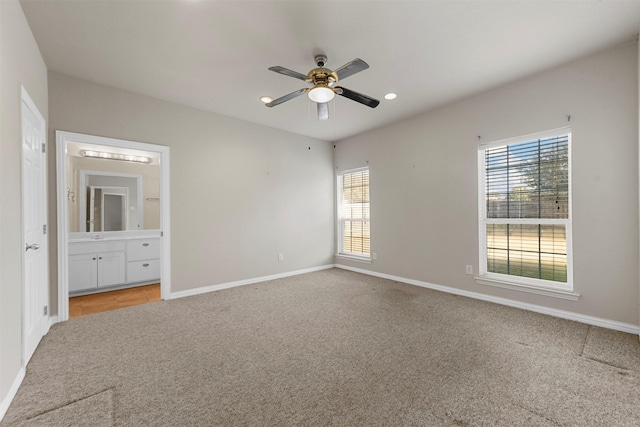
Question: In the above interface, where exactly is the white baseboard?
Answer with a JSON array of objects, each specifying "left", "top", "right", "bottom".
[
  {"left": 170, "top": 264, "right": 336, "bottom": 300},
  {"left": 1, "top": 315, "right": 61, "bottom": 422},
  {"left": 336, "top": 264, "right": 640, "bottom": 335},
  {"left": 0, "top": 366, "right": 25, "bottom": 422}
]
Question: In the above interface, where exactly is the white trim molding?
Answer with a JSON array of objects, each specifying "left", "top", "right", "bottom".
[
  {"left": 334, "top": 253, "right": 372, "bottom": 264},
  {"left": 336, "top": 264, "right": 639, "bottom": 335},
  {"left": 49, "top": 315, "right": 59, "bottom": 328},
  {"left": 476, "top": 276, "right": 580, "bottom": 301},
  {"left": 3, "top": 314, "right": 58, "bottom": 421},
  {"left": 0, "top": 367, "right": 25, "bottom": 422},
  {"left": 170, "top": 264, "right": 335, "bottom": 300}
]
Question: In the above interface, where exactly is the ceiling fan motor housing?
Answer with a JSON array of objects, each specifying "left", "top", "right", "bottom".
[
  {"left": 308, "top": 55, "right": 338, "bottom": 87},
  {"left": 308, "top": 69, "right": 337, "bottom": 86}
]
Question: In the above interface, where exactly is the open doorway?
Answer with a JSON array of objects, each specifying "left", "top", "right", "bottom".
[{"left": 56, "top": 131, "right": 170, "bottom": 321}]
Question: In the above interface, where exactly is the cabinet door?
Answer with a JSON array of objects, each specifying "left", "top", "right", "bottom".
[
  {"left": 97, "top": 251, "right": 126, "bottom": 287},
  {"left": 69, "top": 253, "right": 98, "bottom": 292}
]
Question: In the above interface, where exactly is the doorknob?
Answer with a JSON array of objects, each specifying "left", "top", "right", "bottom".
[{"left": 25, "top": 243, "right": 40, "bottom": 252}]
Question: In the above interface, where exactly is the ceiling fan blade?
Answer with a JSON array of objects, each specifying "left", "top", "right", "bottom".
[
  {"left": 268, "top": 66, "right": 308, "bottom": 81},
  {"left": 333, "top": 58, "right": 369, "bottom": 81},
  {"left": 317, "top": 102, "right": 329, "bottom": 121},
  {"left": 335, "top": 86, "right": 380, "bottom": 108},
  {"left": 265, "top": 88, "right": 308, "bottom": 107}
]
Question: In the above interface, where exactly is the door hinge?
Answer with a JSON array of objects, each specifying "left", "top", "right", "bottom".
[
  {"left": 160, "top": 231, "right": 163, "bottom": 237},
  {"left": 43, "top": 306, "right": 48, "bottom": 316},
  {"left": 41, "top": 143, "right": 46, "bottom": 153},
  {"left": 43, "top": 224, "right": 47, "bottom": 234}
]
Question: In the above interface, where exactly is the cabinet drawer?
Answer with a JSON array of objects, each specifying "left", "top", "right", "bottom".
[
  {"left": 127, "top": 259, "right": 160, "bottom": 283},
  {"left": 127, "top": 239, "right": 160, "bottom": 261}
]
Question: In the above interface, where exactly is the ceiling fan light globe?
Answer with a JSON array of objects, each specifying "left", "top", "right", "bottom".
[{"left": 308, "top": 86, "right": 335, "bottom": 103}]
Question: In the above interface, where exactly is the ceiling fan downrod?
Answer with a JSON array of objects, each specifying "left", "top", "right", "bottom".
[{"left": 314, "top": 54, "right": 327, "bottom": 67}]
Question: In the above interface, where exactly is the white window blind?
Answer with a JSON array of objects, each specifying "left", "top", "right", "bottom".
[
  {"left": 337, "top": 168, "right": 370, "bottom": 257},
  {"left": 479, "top": 129, "right": 572, "bottom": 289}
]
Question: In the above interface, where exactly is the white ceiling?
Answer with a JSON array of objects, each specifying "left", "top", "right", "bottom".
[{"left": 21, "top": 0, "right": 640, "bottom": 142}]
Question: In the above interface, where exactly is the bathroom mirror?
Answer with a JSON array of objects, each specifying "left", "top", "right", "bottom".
[
  {"left": 79, "top": 172, "right": 142, "bottom": 232},
  {"left": 66, "top": 141, "right": 161, "bottom": 233}
]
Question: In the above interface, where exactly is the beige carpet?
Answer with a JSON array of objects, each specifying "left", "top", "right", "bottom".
[{"left": 3, "top": 268, "right": 639, "bottom": 426}]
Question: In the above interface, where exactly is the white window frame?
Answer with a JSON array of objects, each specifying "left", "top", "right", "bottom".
[
  {"left": 477, "top": 127, "right": 578, "bottom": 300},
  {"left": 336, "top": 167, "right": 371, "bottom": 263}
]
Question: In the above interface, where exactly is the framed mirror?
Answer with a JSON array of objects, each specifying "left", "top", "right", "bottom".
[{"left": 78, "top": 171, "right": 143, "bottom": 232}]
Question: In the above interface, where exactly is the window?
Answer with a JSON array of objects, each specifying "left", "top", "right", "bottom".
[
  {"left": 478, "top": 128, "right": 573, "bottom": 293},
  {"left": 337, "top": 168, "right": 370, "bottom": 260}
]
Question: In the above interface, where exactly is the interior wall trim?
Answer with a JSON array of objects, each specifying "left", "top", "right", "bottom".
[
  {"left": 169, "top": 264, "right": 336, "bottom": 300},
  {"left": 336, "top": 264, "right": 640, "bottom": 335},
  {"left": 49, "top": 316, "right": 59, "bottom": 328},
  {"left": 0, "top": 367, "right": 25, "bottom": 422}
]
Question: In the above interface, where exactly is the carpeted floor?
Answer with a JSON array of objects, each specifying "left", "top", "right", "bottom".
[{"left": 3, "top": 268, "right": 639, "bottom": 426}]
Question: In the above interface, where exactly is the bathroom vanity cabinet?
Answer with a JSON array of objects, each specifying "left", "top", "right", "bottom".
[{"left": 69, "top": 236, "right": 160, "bottom": 294}]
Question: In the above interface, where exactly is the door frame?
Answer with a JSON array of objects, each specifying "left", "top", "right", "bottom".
[
  {"left": 56, "top": 131, "right": 171, "bottom": 322},
  {"left": 21, "top": 86, "right": 49, "bottom": 363},
  {"left": 91, "top": 186, "right": 129, "bottom": 232}
]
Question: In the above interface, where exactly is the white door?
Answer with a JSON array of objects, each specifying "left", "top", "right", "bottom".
[{"left": 22, "top": 87, "right": 49, "bottom": 364}]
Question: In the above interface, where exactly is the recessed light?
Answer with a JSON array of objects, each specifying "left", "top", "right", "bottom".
[
  {"left": 384, "top": 93, "right": 397, "bottom": 100},
  {"left": 260, "top": 96, "right": 273, "bottom": 104}
]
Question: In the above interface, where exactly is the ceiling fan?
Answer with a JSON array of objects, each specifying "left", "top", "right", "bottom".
[{"left": 265, "top": 54, "right": 380, "bottom": 120}]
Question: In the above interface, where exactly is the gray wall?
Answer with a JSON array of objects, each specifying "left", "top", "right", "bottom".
[
  {"left": 0, "top": 0, "right": 49, "bottom": 408},
  {"left": 335, "top": 42, "right": 639, "bottom": 326},
  {"left": 48, "top": 71, "right": 335, "bottom": 311}
]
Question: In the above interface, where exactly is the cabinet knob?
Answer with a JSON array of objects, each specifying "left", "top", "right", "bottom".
[
  {"left": 99, "top": 257, "right": 102, "bottom": 260},
  {"left": 142, "top": 243, "right": 149, "bottom": 247},
  {"left": 93, "top": 257, "right": 96, "bottom": 260},
  {"left": 143, "top": 263, "right": 149, "bottom": 267}
]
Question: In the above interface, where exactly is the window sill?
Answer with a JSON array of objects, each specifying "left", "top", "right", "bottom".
[
  {"left": 475, "top": 276, "right": 580, "bottom": 301},
  {"left": 335, "top": 253, "right": 372, "bottom": 264}
]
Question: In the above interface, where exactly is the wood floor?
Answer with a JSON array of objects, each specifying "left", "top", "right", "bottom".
[{"left": 69, "top": 284, "right": 161, "bottom": 318}]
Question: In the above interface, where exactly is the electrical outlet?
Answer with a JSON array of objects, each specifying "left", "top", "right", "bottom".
[
  {"left": 372, "top": 252, "right": 378, "bottom": 260},
  {"left": 278, "top": 253, "right": 284, "bottom": 262},
  {"left": 465, "top": 265, "right": 473, "bottom": 275}
]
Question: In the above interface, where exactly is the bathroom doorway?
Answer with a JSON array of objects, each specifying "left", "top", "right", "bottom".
[{"left": 56, "top": 131, "right": 171, "bottom": 321}]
